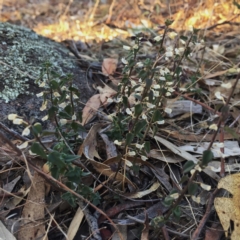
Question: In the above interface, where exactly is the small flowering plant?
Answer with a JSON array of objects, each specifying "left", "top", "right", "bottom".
[
  {"left": 108, "top": 20, "right": 201, "bottom": 162},
  {"left": 8, "top": 62, "right": 100, "bottom": 206}
]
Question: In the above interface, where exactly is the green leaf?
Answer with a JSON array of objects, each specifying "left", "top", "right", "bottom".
[
  {"left": 126, "top": 133, "right": 134, "bottom": 146},
  {"left": 179, "top": 175, "right": 189, "bottom": 184},
  {"left": 188, "top": 182, "right": 198, "bottom": 196},
  {"left": 224, "top": 126, "right": 239, "bottom": 140},
  {"left": 31, "top": 143, "right": 47, "bottom": 159},
  {"left": 153, "top": 109, "right": 163, "bottom": 122},
  {"left": 134, "top": 104, "right": 143, "bottom": 116},
  {"left": 64, "top": 104, "right": 73, "bottom": 115},
  {"left": 202, "top": 150, "right": 213, "bottom": 166},
  {"left": 62, "top": 192, "right": 76, "bottom": 207},
  {"left": 145, "top": 78, "right": 152, "bottom": 89},
  {"left": 144, "top": 141, "right": 151, "bottom": 153},
  {"left": 32, "top": 123, "right": 42, "bottom": 135},
  {"left": 183, "top": 161, "right": 195, "bottom": 173},
  {"left": 163, "top": 195, "right": 174, "bottom": 207},
  {"left": 48, "top": 151, "right": 66, "bottom": 169},
  {"left": 122, "top": 96, "right": 128, "bottom": 107},
  {"left": 48, "top": 106, "right": 58, "bottom": 119},
  {"left": 173, "top": 206, "right": 181, "bottom": 221},
  {"left": 62, "top": 154, "right": 80, "bottom": 163},
  {"left": 49, "top": 80, "right": 59, "bottom": 90},
  {"left": 133, "top": 120, "right": 147, "bottom": 135},
  {"left": 165, "top": 19, "right": 174, "bottom": 26}
]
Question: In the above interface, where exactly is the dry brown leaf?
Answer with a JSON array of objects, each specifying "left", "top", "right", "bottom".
[
  {"left": 18, "top": 171, "right": 47, "bottom": 240},
  {"left": 79, "top": 123, "right": 104, "bottom": 160},
  {"left": 102, "top": 58, "right": 118, "bottom": 76},
  {"left": 160, "top": 129, "right": 238, "bottom": 142},
  {"left": 67, "top": 206, "right": 84, "bottom": 240},
  {"left": 127, "top": 182, "right": 160, "bottom": 198},
  {"left": 81, "top": 94, "right": 101, "bottom": 125},
  {"left": 214, "top": 173, "right": 240, "bottom": 240}
]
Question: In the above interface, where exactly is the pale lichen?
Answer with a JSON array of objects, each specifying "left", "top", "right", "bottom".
[{"left": 0, "top": 22, "right": 77, "bottom": 103}]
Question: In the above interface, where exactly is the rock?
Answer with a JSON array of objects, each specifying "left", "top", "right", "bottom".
[{"left": 0, "top": 22, "right": 94, "bottom": 134}]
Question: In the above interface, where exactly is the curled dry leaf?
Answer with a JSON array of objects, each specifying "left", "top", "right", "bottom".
[
  {"left": 102, "top": 58, "right": 118, "bottom": 76},
  {"left": 214, "top": 173, "right": 240, "bottom": 240},
  {"left": 81, "top": 94, "right": 101, "bottom": 125}
]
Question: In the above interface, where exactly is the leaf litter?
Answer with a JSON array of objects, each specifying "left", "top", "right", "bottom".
[{"left": 0, "top": 0, "right": 240, "bottom": 240}]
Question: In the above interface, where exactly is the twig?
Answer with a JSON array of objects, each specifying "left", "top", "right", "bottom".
[
  {"left": 190, "top": 188, "right": 219, "bottom": 240},
  {"left": 0, "top": 122, "right": 29, "bottom": 142}
]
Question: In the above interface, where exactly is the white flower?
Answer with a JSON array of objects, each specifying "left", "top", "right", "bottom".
[
  {"left": 153, "top": 84, "right": 160, "bottom": 89},
  {"left": 72, "top": 114, "right": 76, "bottom": 120},
  {"left": 60, "top": 119, "right": 68, "bottom": 125},
  {"left": 154, "top": 35, "right": 162, "bottom": 42},
  {"left": 200, "top": 183, "right": 211, "bottom": 191},
  {"left": 180, "top": 39, "right": 186, "bottom": 45},
  {"left": 209, "top": 124, "right": 218, "bottom": 131},
  {"left": 159, "top": 76, "right": 166, "bottom": 81},
  {"left": 128, "top": 151, "right": 136, "bottom": 156},
  {"left": 166, "top": 82, "right": 173, "bottom": 86},
  {"left": 157, "top": 120, "right": 165, "bottom": 124},
  {"left": 133, "top": 44, "right": 138, "bottom": 49},
  {"left": 59, "top": 102, "right": 67, "bottom": 108},
  {"left": 123, "top": 45, "right": 131, "bottom": 50},
  {"left": 121, "top": 58, "right": 128, "bottom": 65},
  {"left": 61, "top": 86, "right": 67, "bottom": 90},
  {"left": 141, "top": 155, "right": 148, "bottom": 161},
  {"left": 179, "top": 88, "right": 186, "bottom": 92},
  {"left": 22, "top": 127, "right": 31, "bottom": 136},
  {"left": 13, "top": 118, "right": 24, "bottom": 125},
  {"left": 215, "top": 91, "right": 224, "bottom": 101},
  {"left": 8, "top": 114, "right": 18, "bottom": 120},
  {"left": 136, "top": 143, "right": 144, "bottom": 149},
  {"left": 221, "top": 82, "right": 232, "bottom": 89},
  {"left": 153, "top": 90, "right": 159, "bottom": 97},
  {"left": 146, "top": 103, "right": 155, "bottom": 109},
  {"left": 160, "top": 67, "right": 170, "bottom": 75},
  {"left": 29, "top": 150, "right": 37, "bottom": 156},
  {"left": 167, "top": 87, "right": 174, "bottom": 92},
  {"left": 17, "top": 141, "right": 28, "bottom": 149},
  {"left": 192, "top": 196, "right": 201, "bottom": 204},
  {"left": 136, "top": 62, "right": 144, "bottom": 68},
  {"left": 164, "top": 108, "right": 172, "bottom": 114},
  {"left": 40, "top": 101, "right": 47, "bottom": 111},
  {"left": 189, "top": 25, "right": 194, "bottom": 32},
  {"left": 170, "top": 193, "right": 179, "bottom": 199},
  {"left": 114, "top": 140, "right": 122, "bottom": 146},
  {"left": 42, "top": 115, "right": 48, "bottom": 121},
  {"left": 126, "top": 108, "right": 132, "bottom": 115},
  {"left": 39, "top": 81, "right": 46, "bottom": 87},
  {"left": 73, "top": 94, "right": 79, "bottom": 99},
  {"left": 53, "top": 92, "right": 60, "bottom": 97},
  {"left": 168, "top": 32, "right": 177, "bottom": 39},
  {"left": 36, "top": 92, "right": 44, "bottom": 97},
  {"left": 165, "top": 92, "right": 171, "bottom": 96},
  {"left": 142, "top": 113, "right": 147, "bottom": 119}
]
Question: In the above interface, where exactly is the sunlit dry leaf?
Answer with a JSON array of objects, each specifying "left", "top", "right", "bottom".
[
  {"left": 214, "top": 173, "right": 240, "bottom": 239},
  {"left": 102, "top": 58, "right": 118, "bottom": 76}
]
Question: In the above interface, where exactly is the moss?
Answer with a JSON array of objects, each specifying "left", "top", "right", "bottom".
[{"left": 0, "top": 22, "right": 76, "bottom": 103}]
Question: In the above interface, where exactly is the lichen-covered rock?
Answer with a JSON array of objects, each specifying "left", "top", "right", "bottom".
[
  {"left": 0, "top": 22, "right": 93, "bottom": 134},
  {"left": 0, "top": 22, "right": 93, "bottom": 103}
]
